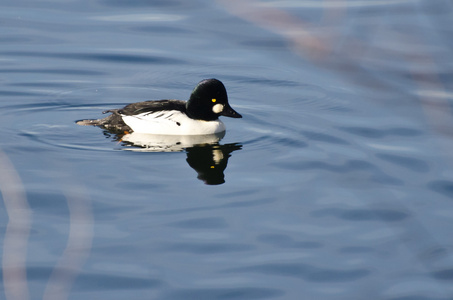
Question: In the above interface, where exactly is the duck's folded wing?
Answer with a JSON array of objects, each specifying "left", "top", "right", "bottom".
[{"left": 118, "top": 100, "right": 186, "bottom": 115}]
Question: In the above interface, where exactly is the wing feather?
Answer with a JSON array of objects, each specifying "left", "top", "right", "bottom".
[{"left": 118, "top": 100, "right": 186, "bottom": 115}]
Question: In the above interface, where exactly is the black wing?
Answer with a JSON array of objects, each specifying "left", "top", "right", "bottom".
[
  {"left": 117, "top": 99, "right": 187, "bottom": 116},
  {"left": 76, "top": 100, "right": 187, "bottom": 133}
]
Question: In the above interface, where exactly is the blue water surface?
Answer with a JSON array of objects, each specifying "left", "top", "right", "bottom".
[{"left": 1, "top": 0, "right": 453, "bottom": 299}]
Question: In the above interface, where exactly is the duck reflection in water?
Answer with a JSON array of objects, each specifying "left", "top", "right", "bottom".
[
  {"left": 105, "top": 130, "right": 242, "bottom": 185},
  {"left": 185, "top": 142, "right": 241, "bottom": 185}
]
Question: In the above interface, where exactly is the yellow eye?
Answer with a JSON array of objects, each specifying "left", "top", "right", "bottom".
[
  {"left": 212, "top": 99, "right": 216, "bottom": 103},
  {"left": 210, "top": 165, "right": 215, "bottom": 169}
]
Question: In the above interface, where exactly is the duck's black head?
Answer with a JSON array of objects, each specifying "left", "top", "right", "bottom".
[{"left": 186, "top": 79, "right": 242, "bottom": 121}]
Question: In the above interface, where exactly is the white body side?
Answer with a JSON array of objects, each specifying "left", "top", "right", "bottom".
[{"left": 121, "top": 111, "right": 226, "bottom": 135}]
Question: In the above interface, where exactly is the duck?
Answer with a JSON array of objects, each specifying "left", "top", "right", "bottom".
[{"left": 76, "top": 79, "right": 242, "bottom": 135}]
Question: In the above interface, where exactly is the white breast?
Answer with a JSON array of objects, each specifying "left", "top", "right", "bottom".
[{"left": 121, "top": 110, "right": 226, "bottom": 135}]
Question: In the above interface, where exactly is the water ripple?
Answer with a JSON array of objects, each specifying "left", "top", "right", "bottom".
[
  {"left": 428, "top": 180, "right": 453, "bottom": 199},
  {"left": 226, "top": 263, "right": 370, "bottom": 282},
  {"left": 257, "top": 234, "right": 323, "bottom": 249},
  {"left": 166, "top": 217, "right": 228, "bottom": 229},
  {"left": 0, "top": 68, "right": 106, "bottom": 75},
  {"left": 312, "top": 208, "right": 409, "bottom": 222},
  {"left": 431, "top": 269, "right": 453, "bottom": 281},
  {"left": 92, "top": 13, "right": 185, "bottom": 22},
  {"left": 163, "top": 287, "right": 284, "bottom": 300},
  {"left": 161, "top": 242, "right": 253, "bottom": 254},
  {"left": 76, "top": 272, "right": 162, "bottom": 290},
  {"left": 1, "top": 51, "right": 185, "bottom": 65},
  {"left": 376, "top": 153, "right": 430, "bottom": 173},
  {"left": 274, "top": 159, "right": 404, "bottom": 186},
  {"left": 340, "top": 126, "right": 422, "bottom": 139},
  {"left": 301, "top": 130, "right": 349, "bottom": 145},
  {"left": 100, "top": 0, "right": 194, "bottom": 9}
]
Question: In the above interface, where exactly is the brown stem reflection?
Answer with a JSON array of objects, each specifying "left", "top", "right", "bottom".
[
  {"left": 0, "top": 150, "right": 94, "bottom": 300},
  {"left": 43, "top": 181, "right": 93, "bottom": 300},
  {"left": 0, "top": 150, "right": 31, "bottom": 300}
]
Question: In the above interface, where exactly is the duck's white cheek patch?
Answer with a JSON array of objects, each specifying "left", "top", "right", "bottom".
[{"left": 212, "top": 104, "right": 224, "bottom": 113}]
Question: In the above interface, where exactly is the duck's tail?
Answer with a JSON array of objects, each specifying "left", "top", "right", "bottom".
[
  {"left": 76, "top": 119, "right": 104, "bottom": 126},
  {"left": 76, "top": 110, "right": 132, "bottom": 132}
]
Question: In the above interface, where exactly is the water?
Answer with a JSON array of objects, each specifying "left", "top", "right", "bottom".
[{"left": 1, "top": 0, "right": 453, "bottom": 299}]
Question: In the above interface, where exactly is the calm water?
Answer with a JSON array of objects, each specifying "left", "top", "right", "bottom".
[{"left": 1, "top": 0, "right": 453, "bottom": 299}]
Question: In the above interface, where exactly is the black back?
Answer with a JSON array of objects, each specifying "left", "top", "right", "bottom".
[{"left": 117, "top": 99, "right": 186, "bottom": 116}]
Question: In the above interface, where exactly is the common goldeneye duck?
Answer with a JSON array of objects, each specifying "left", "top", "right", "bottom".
[{"left": 76, "top": 78, "right": 242, "bottom": 135}]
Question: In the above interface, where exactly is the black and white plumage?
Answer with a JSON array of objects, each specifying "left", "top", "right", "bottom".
[{"left": 76, "top": 79, "right": 242, "bottom": 135}]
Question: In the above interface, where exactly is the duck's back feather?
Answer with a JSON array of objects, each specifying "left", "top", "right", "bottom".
[
  {"left": 118, "top": 100, "right": 186, "bottom": 116},
  {"left": 76, "top": 100, "right": 187, "bottom": 133}
]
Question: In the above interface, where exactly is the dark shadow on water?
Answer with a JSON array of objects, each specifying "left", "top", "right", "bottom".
[{"left": 105, "top": 130, "right": 242, "bottom": 185}]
